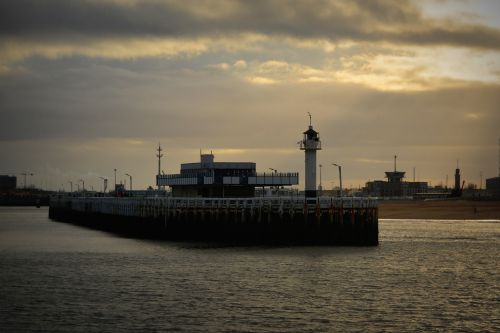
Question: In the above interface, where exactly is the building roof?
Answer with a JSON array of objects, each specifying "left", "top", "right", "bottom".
[
  {"left": 181, "top": 162, "right": 256, "bottom": 170},
  {"left": 303, "top": 126, "right": 318, "bottom": 136}
]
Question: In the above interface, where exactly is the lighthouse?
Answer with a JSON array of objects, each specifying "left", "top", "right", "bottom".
[{"left": 300, "top": 114, "right": 322, "bottom": 197}]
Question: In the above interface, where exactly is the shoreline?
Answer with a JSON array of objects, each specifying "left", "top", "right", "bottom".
[
  {"left": 378, "top": 200, "right": 500, "bottom": 220},
  {"left": 2, "top": 198, "right": 499, "bottom": 220}
]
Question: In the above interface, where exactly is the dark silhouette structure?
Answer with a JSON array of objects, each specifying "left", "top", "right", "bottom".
[{"left": 156, "top": 153, "right": 298, "bottom": 197}]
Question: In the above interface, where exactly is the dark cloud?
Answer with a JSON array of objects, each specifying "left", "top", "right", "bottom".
[
  {"left": 1, "top": 58, "right": 498, "bottom": 148},
  {"left": 1, "top": 63, "right": 498, "bottom": 187},
  {"left": 1, "top": 0, "right": 500, "bottom": 50},
  {"left": 1, "top": 1, "right": 498, "bottom": 188}
]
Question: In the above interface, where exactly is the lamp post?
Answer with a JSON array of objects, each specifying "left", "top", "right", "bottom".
[
  {"left": 79, "top": 179, "right": 85, "bottom": 192},
  {"left": 319, "top": 164, "right": 323, "bottom": 196},
  {"left": 332, "top": 163, "right": 342, "bottom": 198},
  {"left": 68, "top": 181, "right": 73, "bottom": 192},
  {"left": 21, "top": 172, "right": 34, "bottom": 189},
  {"left": 28, "top": 173, "right": 34, "bottom": 188},
  {"left": 269, "top": 168, "right": 277, "bottom": 196},
  {"left": 125, "top": 173, "right": 132, "bottom": 191}
]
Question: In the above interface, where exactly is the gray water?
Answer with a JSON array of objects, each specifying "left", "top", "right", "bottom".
[{"left": 0, "top": 207, "right": 499, "bottom": 332}]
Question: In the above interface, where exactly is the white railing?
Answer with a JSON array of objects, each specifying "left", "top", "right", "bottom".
[
  {"left": 248, "top": 174, "right": 299, "bottom": 185},
  {"left": 51, "top": 195, "right": 377, "bottom": 217}
]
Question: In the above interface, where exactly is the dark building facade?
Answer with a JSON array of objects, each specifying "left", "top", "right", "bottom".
[
  {"left": 0, "top": 175, "right": 17, "bottom": 191},
  {"left": 365, "top": 179, "right": 428, "bottom": 197},
  {"left": 157, "top": 154, "right": 298, "bottom": 198},
  {"left": 450, "top": 168, "right": 463, "bottom": 197},
  {"left": 486, "top": 176, "right": 500, "bottom": 198}
]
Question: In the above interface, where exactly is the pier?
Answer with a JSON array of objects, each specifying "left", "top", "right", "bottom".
[
  {"left": 49, "top": 196, "right": 378, "bottom": 245},
  {"left": 49, "top": 120, "right": 379, "bottom": 245}
]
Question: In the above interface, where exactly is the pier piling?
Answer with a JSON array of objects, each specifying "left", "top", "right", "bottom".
[{"left": 49, "top": 196, "right": 378, "bottom": 246}]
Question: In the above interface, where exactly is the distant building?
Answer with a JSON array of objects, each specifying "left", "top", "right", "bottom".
[
  {"left": 365, "top": 180, "right": 386, "bottom": 197},
  {"left": 0, "top": 175, "right": 17, "bottom": 191},
  {"left": 383, "top": 170, "right": 406, "bottom": 196},
  {"left": 450, "top": 168, "right": 463, "bottom": 197},
  {"left": 365, "top": 179, "right": 428, "bottom": 198},
  {"left": 364, "top": 156, "right": 428, "bottom": 197},
  {"left": 114, "top": 184, "right": 126, "bottom": 197},
  {"left": 486, "top": 176, "right": 500, "bottom": 198},
  {"left": 157, "top": 153, "right": 299, "bottom": 198}
]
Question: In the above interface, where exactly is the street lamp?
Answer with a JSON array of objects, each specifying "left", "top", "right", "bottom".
[
  {"left": 319, "top": 164, "right": 323, "bottom": 196},
  {"left": 125, "top": 173, "right": 132, "bottom": 191},
  {"left": 269, "top": 168, "right": 277, "bottom": 196},
  {"left": 332, "top": 163, "right": 343, "bottom": 198},
  {"left": 79, "top": 179, "right": 85, "bottom": 192},
  {"left": 28, "top": 173, "right": 34, "bottom": 188},
  {"left": 114, "top": 169, "right": 117, "bottom": 190},
  {"left": 21, "top": 172, "right": 34, "bottom": 189},
  {"left": 68, "top": 181, "right": 73, "bottom": 192}
]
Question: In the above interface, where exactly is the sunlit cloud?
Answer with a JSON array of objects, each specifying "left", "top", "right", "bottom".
[
  {"left": 464, "top": 113, "right": 482, "bottom": 120},
  {"left": 211, "top": 148, "right": 297, "bottom": 156},
  {"left": 246, "top": 76, "right": 278, "bottom": 85},
  {"left": 2, "top": 0, "right": 500, "bottom": 66},
  {"left": 211, "top": 148, "right": 247, "bottom": 155},
  {"left": 333, "top": 47, "right": 500, "bottom": 90},
  {"left": 0, "top": 35, "right": 268, "bottom": 65},
  {"left": 205, "top": 45, "right": 500, "bottom": 91},
  {"left": 0, "top": 64, "right": 28, "bottom": 76},
  {"left": 233, "top": 60, "right": 248, "bottom": 69},
  {"left": 125, "top": 139, "right": 146, "bottom": 145},
  {"left": 355, "top": 158, "right": 391, "bottom": 165}
]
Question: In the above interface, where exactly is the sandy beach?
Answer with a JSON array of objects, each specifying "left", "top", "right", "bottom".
[{"left": 378, "top": 200, "right": 500, "bottom": 220}]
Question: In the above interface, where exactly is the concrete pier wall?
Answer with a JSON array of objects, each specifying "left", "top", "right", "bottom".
[{"left": 49, "top": 196, "right": 378, "bottom": 246}]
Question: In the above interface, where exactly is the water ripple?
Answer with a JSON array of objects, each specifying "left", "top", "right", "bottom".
[{"left": 0, "top": 208, "right": 499, "bottom": 332}]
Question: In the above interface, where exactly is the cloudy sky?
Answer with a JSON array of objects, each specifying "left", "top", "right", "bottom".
[{"left": 1, "top": 0, "right": 499, "bottom": 191}]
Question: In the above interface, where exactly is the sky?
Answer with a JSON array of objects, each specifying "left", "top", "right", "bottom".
[{"left": 1, "top": 0, "right": 499, "bottom": 191}]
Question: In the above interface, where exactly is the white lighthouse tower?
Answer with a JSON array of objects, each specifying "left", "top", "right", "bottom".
[{"left": 300, "top": 113, "right": 322, "bottom": 198}]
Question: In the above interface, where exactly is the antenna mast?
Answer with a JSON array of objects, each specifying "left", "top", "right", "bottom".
[{"left": 156, "top": 143, "right": 163, "bottom": 176}]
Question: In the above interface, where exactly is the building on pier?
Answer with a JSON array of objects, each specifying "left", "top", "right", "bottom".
[{"left": 156, "top": 153, "right": 298, "bottom": 198}]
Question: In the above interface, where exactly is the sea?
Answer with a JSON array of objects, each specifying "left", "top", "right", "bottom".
[{"left": 0, "top": 207, "right": 498, "bottom": 332}]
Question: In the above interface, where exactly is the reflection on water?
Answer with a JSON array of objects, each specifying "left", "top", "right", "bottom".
[{"left": 0, "top": 207, "right": 499, "bottom": 332}]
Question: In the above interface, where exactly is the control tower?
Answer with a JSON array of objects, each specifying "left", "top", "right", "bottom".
[
  {"left": 300, "top": 114, "right": 322, "bottom": 197},
  {"left": 384, "top": 155, "right": 405, "bottom": 196},
  {"left": 385, "top": 155, "right": 405, "bottom": 183}
]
